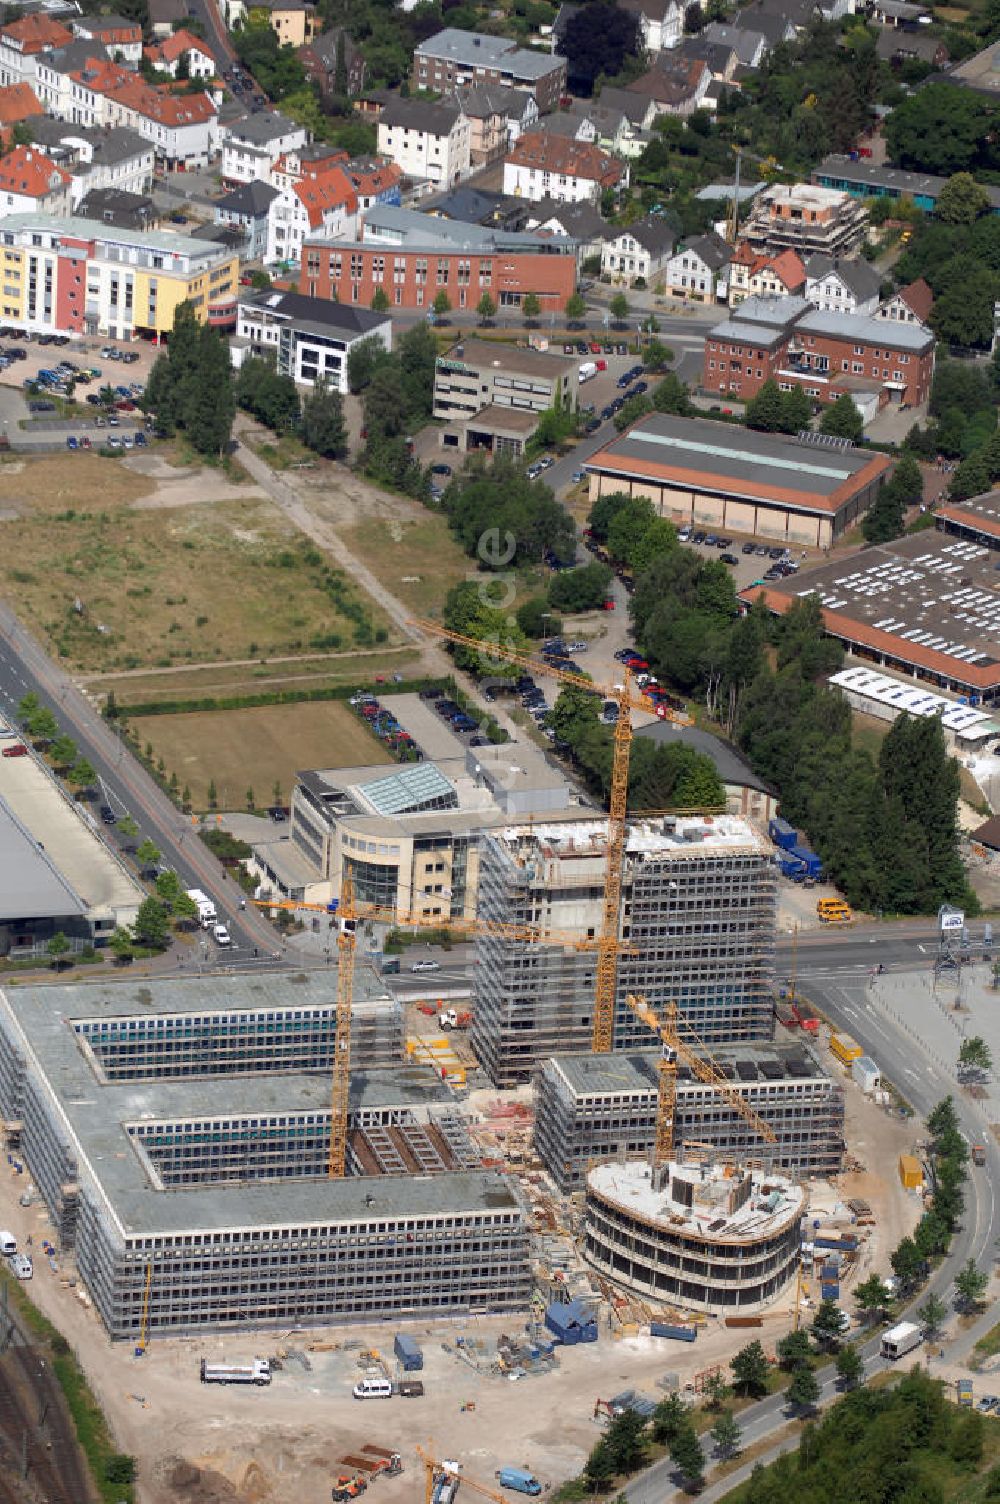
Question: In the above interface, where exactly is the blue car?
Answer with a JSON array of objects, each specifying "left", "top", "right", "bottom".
[{"left": 65, "top": 435, "right": 78, "bottom": 450}]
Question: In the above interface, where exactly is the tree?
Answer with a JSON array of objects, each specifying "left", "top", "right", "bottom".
[
  {"left": 669, "top": 1422, "right": 705, "bottom": 1486},
  {"left": 235, "top": 358, "right": 300, "bottom": 432},
  {"left": 208, "top": 779, "right": 218, "bottom": 810},
  {"left": 836, "top": 1346, "right": 864, "bottom": 1389},
  {"left": 301, "top": 382, "right": 348, "bottom": 458},
  {"left": 890, "top": 1236, "right": 926, "bottom": 1292},
  {"left": 777, "top": 1329, "right": 813, "bottom": 1369},
  {"left": 702, "top": 1370, "right": 730, "bottom": 1410},
  {"left": 958, "top": 1035, "right": 992, "bottom": 1076},
  {"left": 787, "top": 1363, "right": 820, "bottom": 1413},
  {"left": 731, "top": 1339, "right": 770, "bottom": 1397},
  {"left": 918, "top": 1293, "right": 947, "bottom": 1337},
  {"left": 951, "top": 1411, "right": 985, "bottom": 1469},
  {"left": 17, "top": 691, "right": 39, "bottom": 724},
  {"left": 560, "top": 0, "right": 640, "bottom": 93},
  {"left": 46, "top": 932, "right": 71, "bottom": 968},
  {"left": 522, "top": 292, "right": 541, "bottom": 324},
  {"left": 653, "top": 372, "right": 693, "bottom": 415},
  {"left": 710, "top": 1410, "right": 742, "bottom": 1460},
  {"left": 928, "top": 1096, "right": 958, "bottom": 1139},
  {"left": 820, "top": 394, "right": 864, "bottom": 441},
  {"left": 116, "top": 816, "right": 139, "bottom": 839},
  {"left": 811, "top": 1299, "right": 847, "bottom": 1349},
  {"left": 136, "top": 838, "right": 161, "bottom": 869},
  {"left": 476, "top": 291, "right": 497, "bottom": 325},
  {"left": 583, "top": 1438, "right": 615, "bottom": 1493},
  {"left": 26, "top": 705, "right": 58, "bottom": 744},
  {"left": 171, "top": 890, "right": 199, "bottom": 927},
  {"left": 132, "top": 897, "right": 169, "bottom": 951},
  {"left": 745, "top": 379, "right": 788, "bottom": 433},
  {"left": 886, "top": 85, "right": 997, "bottom": 176},
  {"left": 68, "top": 757, "right": 96, "bottom": 791},
  {"left": 854, "top": 1274, "right": 891, "bottom": 1319},
  {"left": 187, "top": 324, "right": 235, "bottom": 457},
  {"left": 565, "top": 291, "right": 586, "bottom": 324},
  {"left": 347, "top": 334, "right": 391, "bottom": 394},
  {"left": 602, "top": 1409, "right": 648, "bottom": 1475},
  {"left": 371, "top": 287, "right": 389, "bottom": 312},
  {"left": 609, "top": 290, "right": 630, "bottom": 325},
  {"left": 613, "top": 393, "right": 654, "bottom": 431},
  {"left": 516, "top": 596, "right": 562, "bottom": 638},
  {"left": 935, "top": 172, "right": 992, "bottom": 225},
  {"left": 432, "top": 290, "right": 452, "bottom": 320},
  {"left": 651, "top": 1392, "right": 686, "bottom": 1445},
  {"left": 49, "top": 732, "right": 77, "bottom": 770},
  {"left": 955, "top": 1258, "right": 989, "bottom": 1310},
  {"left": 109, "top": 927, "right": 133, "bottom": 962},
  {"left": 643, "top": 339, "right": 672, "bottom": 372}
]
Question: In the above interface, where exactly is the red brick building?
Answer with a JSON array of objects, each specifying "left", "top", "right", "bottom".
[
  {"left": 301, "top": 215, "right": 577, "bottom": 313},
  {"left": 703, "top": 295, "right": 934, "bottom": 410}
]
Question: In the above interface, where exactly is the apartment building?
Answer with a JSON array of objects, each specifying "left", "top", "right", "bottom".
[
  {"left": 535, "top": 1039, "right": 846, "bottom": 1191},
  {"left": 877, "top": 277, "right": 933, "bottom": 328},
  {"left": 503, "top": 129, "right": 626, "bottom": 205},
  {"left": 72, "top": 15, "right": 143, "bottom": 66},
  {"left": 617, "top": 0, "right": 686, "bottom": 51},
  {"left": 221, "top": 111, "right": 307, "bottom": 185},
  {"left": 662, "top": 231, "right": 732, "bottom": 301},
  {"left": 742, "top": 182, "right": 869, "bottom": 258},
  {"left": 0, "top": 145, "right": 71, "bottom": 216},
  {"left": 234, "top": 289, "right": 390, "bottom": 392},
  {"left": 0, "top": 212, "right": 238, "bottom": 339},
  {"left": 803, "top": 253, "right": 881, "bottom": 317},
  {"left": 472, "top": 815, "right": 777, "bottom": 1089},
  {"left": 143, "top": 29, "right": 216, "bottom": 79},
  {"left": 25, "top": 121, "right": 154, "bottom": 208},
  {"left": 704, "top": 293, "right": 935, "bottom": 409},
  {"left": 601, "top": 213, "right": 675, "bottom": 286},
  {"left": 244, "top": 0, "right": 319, "bottom": 48},
  {"left": 301, "top": 204, "right": 577, "bottom": 312},
  {"left": 298, "top": 27, "right": 366, "bottom": 99},
  {"left": 376, "top": 97, "right": 471, "bottom": 188},
  {"left": 413, "top": 28, "right": 566, "bottom": 112},
  {"left": 266, "top": 167, "right": 357, "bottom": 266},
  {"left": 459, "top": 84, "right": 538, "bottom": 166},
  {"left": 0, "top": 14, "right": 73, "bottom": 89}
]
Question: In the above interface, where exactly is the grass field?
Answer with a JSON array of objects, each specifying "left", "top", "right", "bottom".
[
  {"left": 130, "top": 700, "right": 391, "bottom": 810},
  {"left": 87, "top": 646, "right": 423, "bottom": 708},
  {"left": 0, "top": 456, "right": 393, "bottom": 672},
  {"left": 339, "top": 512, "right": 549, "bottom": 620}
]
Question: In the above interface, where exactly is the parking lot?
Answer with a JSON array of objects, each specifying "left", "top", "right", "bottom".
[{"left": 0, "top": 334, "right": 154, "bottom": 447}]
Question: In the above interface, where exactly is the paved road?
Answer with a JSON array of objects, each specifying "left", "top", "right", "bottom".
[
  {"left": 186, "top": 0, "right": 234, "bottom": 70},
  {"left": 0, "top": 603, "right": 277, "bottom": 960}
]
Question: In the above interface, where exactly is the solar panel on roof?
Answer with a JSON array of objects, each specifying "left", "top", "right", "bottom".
[
  {"left": 758, "top": 1059, "right": 784, "bottom": 1080},
  {"left": 735, "top": 1060, "right": 758, "bottom": 1082}
]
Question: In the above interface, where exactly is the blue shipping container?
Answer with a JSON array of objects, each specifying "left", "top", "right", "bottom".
[
  {"left": 789, "top": 843, "right": 822, "bottom": 878},
  {"left": 769, "top": 817, "right": 798, "bottom": 851},
  {"left": 394, "top": 1333, "right": 423, "bottom": 1371},
  {"left": 545, "top": 1300, "right": 598, "bottom": 1345},
  {"left": 821, "top": 1282, "right": 839, "bottom": 1301},
  {"left": 650, "top": 1321, "right": 697, "bottom": 1342}
]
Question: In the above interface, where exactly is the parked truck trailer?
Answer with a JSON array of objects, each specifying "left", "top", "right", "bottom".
[
  {"left": 881, "top": 1322, "right": 922, "bottom": 1360},
  {"left": 199, "top": 1358, "right": 270, "bottom": 1385}
]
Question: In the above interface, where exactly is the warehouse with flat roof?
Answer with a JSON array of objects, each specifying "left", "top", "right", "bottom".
[
  {"left": 741, "top": 529, "right": 1000, "bottom": 702},
  {"left": 0, "top": 972, "right": 529, "bottom": 1338},
  {"left": 583, "top": 414, "right": 892, "bottom": 548}
]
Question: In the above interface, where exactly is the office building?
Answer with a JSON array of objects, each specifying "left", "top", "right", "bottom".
[
  {"left": 471, "top": 814, "right": 777, "bottom": 1088},
  {"left": 233, "top": 289, "right": 391, "bottom": 393},
  {"left": 0, "top": 972, "right": 529, "bottom": 1338},
  {"left": 535, "top": 1039, "right": 845, "bottom": 1191}
]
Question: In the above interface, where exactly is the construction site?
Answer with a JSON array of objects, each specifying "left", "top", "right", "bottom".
[{"left": 0, "top": 624, "right": 930, "bottom": 1502}]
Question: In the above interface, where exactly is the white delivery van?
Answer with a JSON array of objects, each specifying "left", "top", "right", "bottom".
[
  {"left": 213, "top": 923, "right": 232, "bottom": 947},
  {"left": 353, "top": 1377, "right": 393, "bottom": 1400},
  {"left": 8, "top": 1254, "right": 32, "bottom": 1280},
  {"left": 0, "top": 1231, "right": 16, "bottom": 1255}
]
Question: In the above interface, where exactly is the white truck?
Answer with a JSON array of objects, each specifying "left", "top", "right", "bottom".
[
  {"left": 578, "top": 360, "right": 597, "bottom": 383},
  {"left": 200, "top": 1358, "right": 271, "bottom": 1386},
  {"left": 186, "top": 889, "right": 217, "bottom": 928},
  {"left": 881, "top": 1321, "right": 922, "bottom": 1360},
  {"left": 213, "top": 923, "right": 232, "bottom": 947}
]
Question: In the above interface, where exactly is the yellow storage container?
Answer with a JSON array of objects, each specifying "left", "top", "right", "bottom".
[
  {"left": 829, "top": 1033, "right": 862, "bottom": 1065},
  {"left": 899, "top": 1154, "right": 923, "bottom": 1190}
]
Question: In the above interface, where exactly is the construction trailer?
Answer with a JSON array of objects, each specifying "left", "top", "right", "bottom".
[
  {"left": 472, "top": 815, "right": 778, "bottom": 1088},
  {"left": 534, "top": 1041, "right": 845, "bottom": 1192}
]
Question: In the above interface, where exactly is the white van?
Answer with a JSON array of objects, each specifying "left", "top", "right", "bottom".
[
  {"left": 0, "top": 1231, "right": 16, "bottom": 1256},
  {"left": 213, "top": 923, "right": 232, "bottom": 947},
  {"left": 8, "top": 1254, "right": 31, "bottom": 1280},
  {"left": 353, "top": 1377, "right": 392, "bottom": 1400}
]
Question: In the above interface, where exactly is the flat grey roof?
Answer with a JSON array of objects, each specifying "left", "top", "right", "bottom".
[
  {"left": 797, "top": 306, "right": 934, "bottom": 353},
  {"left": 0, "top": 211, "right": 226, "bottom": 259},
  {"left": 414, "top": 26, "right": 562, "bottom": 77},
  {"left": 709, "top": 317, "right": 787, "bottom": 349},
  {"left": 0, "top": 798, "right": 88, "bottom": 920},
  {"left": 353, "top": 204, "right": 574, "bottom": 256},
  {"left": 439, "top": 336, "right": 576, "bottom": 379},
  {"left": 814, "top": 153, "right": 1000, "bottom": 211},
  {"left": 1, "top": 973, "right": 518, "bottom": 1238},
  {"left": 585, "top": 413, "right": 884, "bottom": 514},
  {"left": 549, "top": 1037, "right": 827, "bottom": 1096}
]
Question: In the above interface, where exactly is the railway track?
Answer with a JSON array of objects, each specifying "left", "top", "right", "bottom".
[{"left": 0, "top": 1312, "right": 97, "bottom": 1504}]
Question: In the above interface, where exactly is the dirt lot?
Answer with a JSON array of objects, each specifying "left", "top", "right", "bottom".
[
  {"left": 338, "top": 513, "right": 473, "bottom": 620},
  {"left": 130, "top": 701, "right": 391, "bottom": 809},
  {"left": 0, "top": 456, "right": 393, "bottom": 673}
]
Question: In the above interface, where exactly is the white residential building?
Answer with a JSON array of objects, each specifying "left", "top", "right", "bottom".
[
  {"left": 71, "top": 16, "right": 143, "bottom": 67},
  {"left": 602, "top": 214, "right": 676, "bottom": 286},
  {"left": 0, "top": 146, "right": 71, "bottom": 217},
  {"left": 144, "top": 29, "right": 216, "bottom": 79},
  {"left": 503, "top": 130, "right": 626, "bottom": 205},
  {"left": 265, "top": 173, "right": 357, "bottom": 267},
  {"left": 618, "top": 0, "right": 686, "bottom": 51},
  {"left": 377, "top": 97, "right": 471, "bottom": 188},
  {"left": 221, "top": 111, "right": 308, "bottom": 185},
  {"left": 663, "top": 231, "right": 732, "bottom": 301},
  {"left": 0, "top": 14, "right": 74, "bottom": 88},
  {"left": 233, "top": 290, "right": 392, "bottom": 393},
  {"left": 804, "top": 253, "right": 881, "bottom": 317}
]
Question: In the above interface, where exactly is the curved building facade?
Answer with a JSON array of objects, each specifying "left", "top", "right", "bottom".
[{"left": 584, "top": 1159, "right": 803, "bottom": 1313}]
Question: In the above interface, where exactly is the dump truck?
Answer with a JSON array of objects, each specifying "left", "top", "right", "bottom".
[
  {"left": 972, "top": 1144, "right": 986, "bottom": 1166},
  {"left": 361, "top": 1445, "right": 402, "bottom": 1475},
  {"left": 200, "top": 1358, "right": 270, "bottom": 1386}
]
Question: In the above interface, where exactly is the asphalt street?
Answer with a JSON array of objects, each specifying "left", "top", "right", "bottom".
[{"left": 0, "top": 603, "right": 278, "bottom": 961}]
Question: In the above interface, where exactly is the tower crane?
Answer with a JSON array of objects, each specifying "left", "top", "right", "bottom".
[
  {"left": 409, "top": 616, "right": 692, "bottom": 1055},
  {"left": 623, "top": 994, "right": 778, "bottom": 1166},
  {"left": 416, "top": 1446, "right": 509, "bottom": 1504},
  {"left": 725, "top": 144, "right": 785, "bottom": 243},
  {"left": 254, "top": 879, "right": 631, "bottom": 1177}
]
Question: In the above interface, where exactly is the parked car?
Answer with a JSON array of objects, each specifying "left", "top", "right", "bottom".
[{"left": 410, "top": 959, "right": 441, "bottom": 973}]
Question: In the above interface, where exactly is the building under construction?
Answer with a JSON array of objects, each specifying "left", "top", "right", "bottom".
[
  {"left": 472, "top": 815, "right": 777, "bottom": 1087},
  {"left": 584, "top": 1157, "right": 804, "bottom": 1313},
  {"left": 0, "top": 973, "right": 529, "bottom": 1339},
  {"left": 535, "top": 1040, "right": 845, "bottom": 1192}
]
